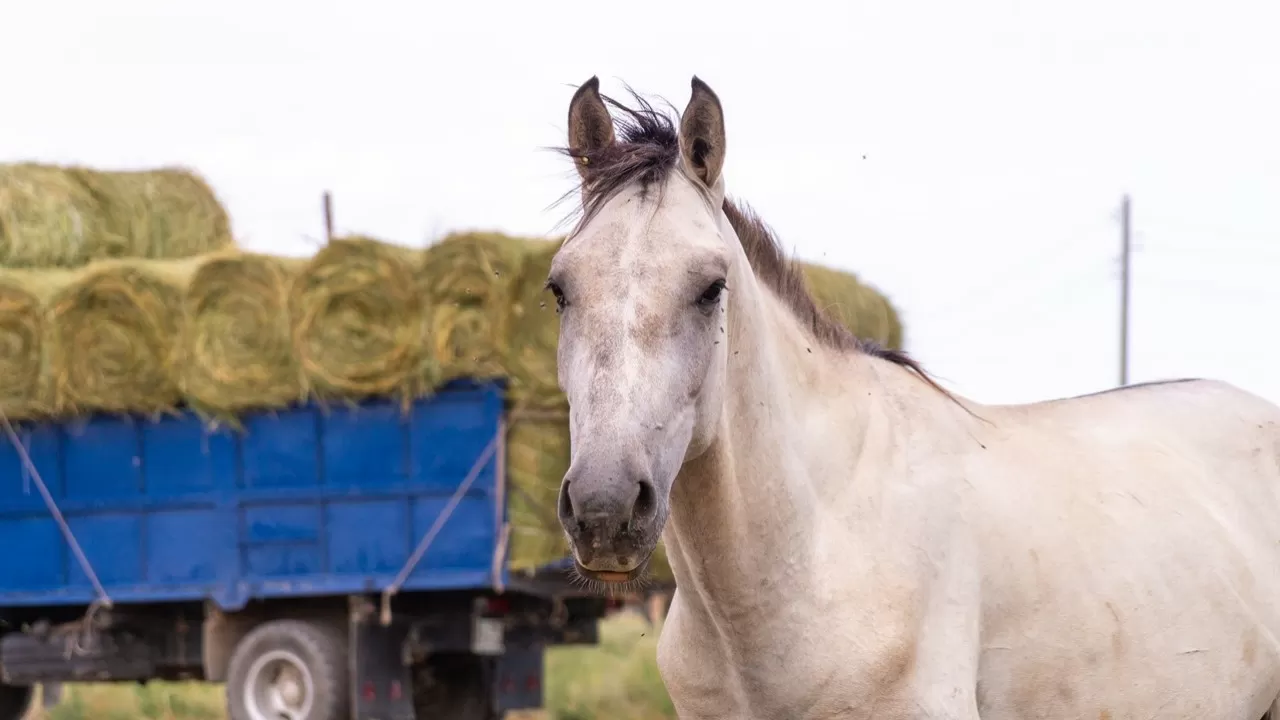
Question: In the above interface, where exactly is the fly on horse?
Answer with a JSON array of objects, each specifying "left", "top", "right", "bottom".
[{"left": 547, "top": 75, "right": 1280, "bottom": 719}]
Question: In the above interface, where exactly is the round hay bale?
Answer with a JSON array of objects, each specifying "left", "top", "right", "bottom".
[
  {"left": 49, "top": 257, "right": 203, "bottom": 416},
  {"left": 0, "top": 164, "right": 232, "bottom": 269},
  {"left": 421, "top": 232, "right": 527, "bottom": 386},
  {"left": 72, "top": 167, "right": 233, "bottom": 261},
  {"left": 506, "top": 239, "right": 564, "bottom": 407},
  {"left": 800, "top": 262, "right": 872, "bottom": 338},
  {"left": 504, "top": 405, "right": 675, "bottom": 583},
  {"left": 884, "top": 293, "right": 905, "bottom": 349},
  {"left": 855, "top": 284, "right": 896, "bottom": 348},
  {"left": 290, "top": 236, "right": 426, "bottom": 403},
  {"left": 506, "top": 409, "right": 572, "bottom": 573},
  {"left": 799, "top": 262, "right": 906, "bottom": 348},
  {"left": 179, "top": 250, "right": 308, "bottom": 418},
  {"left": 648, "top": 542, "right": 674, "bottom": 585},
  {"left": 0, "top": 268, "right": 69, "bottom": 419},
  {"left": 855, "top": 284, "right": 892, "bottom": 345},
  {"left": 0, "top": 164, "right": 124, "bottom": 268}
]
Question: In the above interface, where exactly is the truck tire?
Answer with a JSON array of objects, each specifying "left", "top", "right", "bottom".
[
  {"left": 0, "top": 685, "right": 34, "bottom": 720},
  {"left": 412, "top": 654, "right": 500, "bottom": 720},
  {"left": 225, "top": 619, "right": 348, "bottom": 720}
]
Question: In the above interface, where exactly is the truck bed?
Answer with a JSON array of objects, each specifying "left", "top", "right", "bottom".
[{"left": 0, "top": 379, "right": 509, "bottom": 611}]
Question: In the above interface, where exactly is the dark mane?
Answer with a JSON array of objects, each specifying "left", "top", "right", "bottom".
[{"left": 552, "top": 87, "right": 954, "bottom": 402}]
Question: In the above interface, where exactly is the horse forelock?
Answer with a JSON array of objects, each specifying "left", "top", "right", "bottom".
[{"left": 550, "top": 85, "right": 956, "bottom": 402}]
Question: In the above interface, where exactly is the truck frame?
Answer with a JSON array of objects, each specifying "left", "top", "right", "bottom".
[{"left": 0, "top": 379, "right": 610, "bottom": 719}]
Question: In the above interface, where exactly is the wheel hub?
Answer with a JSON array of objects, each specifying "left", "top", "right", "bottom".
[{"left": 244, "top": 649, "right": 316, "bottom": 720}]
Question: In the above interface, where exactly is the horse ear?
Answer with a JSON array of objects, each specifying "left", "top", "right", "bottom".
[
  {"left": 567, "top": 76, "right": 616, "bottom": 179},
  {"left": 679, "top": 76, "right": 727, "bottom": 188}
]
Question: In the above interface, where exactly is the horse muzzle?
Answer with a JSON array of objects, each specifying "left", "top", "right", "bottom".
[{"left": 557, "top": 461, "right": 663, "bottom": 582}]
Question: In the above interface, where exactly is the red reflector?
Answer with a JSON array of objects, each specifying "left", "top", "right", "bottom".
[
  {"left": 525, "top": 674, "right": 539, "bottom": 691},
  {"left": 389, "top": 680, "right": 402, "bottom": 701},
  {"left": 362, "top": 680, "right": 376, "bottom": 701},
  {"left": 486, "top": 597, "right": 510, "bottom": 615}
]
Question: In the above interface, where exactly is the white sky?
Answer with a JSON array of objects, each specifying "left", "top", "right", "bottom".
[{"left": 3, "top": 0, "right": 1277, "bottom": 406}]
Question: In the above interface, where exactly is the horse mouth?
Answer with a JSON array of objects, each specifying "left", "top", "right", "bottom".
[{"left": 573, "top": 553, "right": 653, "bottom": 586}]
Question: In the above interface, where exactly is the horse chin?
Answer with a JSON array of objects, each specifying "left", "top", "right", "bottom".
[{"left": 572, "top": 551, "right": 654, "bottom": 587}]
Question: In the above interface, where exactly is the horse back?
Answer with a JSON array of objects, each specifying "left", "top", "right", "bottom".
[
  {"left": 999, "top": 377, "right": 1280, "bottom": 465},
  {"left": 964, "top": 379, "right": 1280, "bottom": 719}
]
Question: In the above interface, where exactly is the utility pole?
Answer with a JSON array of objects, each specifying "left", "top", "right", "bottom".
[{"left": 1119, "top": 194, "right": 1132, "bottom": 387}]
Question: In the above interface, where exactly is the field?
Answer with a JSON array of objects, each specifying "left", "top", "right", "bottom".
[{"left": 22, "top": 612, "right": 674, "bottom": 720}]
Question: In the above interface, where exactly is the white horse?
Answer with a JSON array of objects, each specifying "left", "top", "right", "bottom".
[{"left": 547, "top": 75, "right": 1280, "bottom": 719}]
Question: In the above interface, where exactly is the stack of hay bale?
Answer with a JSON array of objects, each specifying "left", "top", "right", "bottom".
[
  {"left": 0, "top": 163, "right": 233, "bottom": 418},
  {"left": 0, "top": 163, "right": 232, "bottom": 268},
  {"left": 0, "top": 162, "right": 905, "bottom": 584}
]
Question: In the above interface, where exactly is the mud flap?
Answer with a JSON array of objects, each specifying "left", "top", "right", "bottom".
[
  {"left": 493, "top": 641, "right": 544, "bottom": 713},
  {"left": 41, "top": 682, "right": 62, "bottom": 707},
  {"left": 350, "top": 613, "right": 415, "bottom": 720}
]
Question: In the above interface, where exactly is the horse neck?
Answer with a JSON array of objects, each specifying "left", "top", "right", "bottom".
[{"left": 663, "top": 237, "right": 882, "bottom": 626}]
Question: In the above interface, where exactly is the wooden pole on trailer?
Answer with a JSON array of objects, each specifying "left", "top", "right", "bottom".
[{"left": 322, "top": 191, "right": 334, "bottom": 245}]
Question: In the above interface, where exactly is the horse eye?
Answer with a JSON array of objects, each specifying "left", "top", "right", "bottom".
[
  {"left": 544, "top": 280, "right": 568, "bottom": 312},
  {"left": 697, "top": 279, "right": 727, "bottom": 308}
]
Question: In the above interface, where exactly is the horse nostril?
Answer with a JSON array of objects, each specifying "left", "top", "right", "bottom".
[
  {"left": 633, "top": 479, "right": 657, "bottom": 522},
  {"left": 558, "top": 481, "right": 575, "bottom": 522}
]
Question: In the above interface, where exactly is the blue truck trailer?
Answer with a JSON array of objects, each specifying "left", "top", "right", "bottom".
[{"left": 0, "top": 379, "right": 610, "bottom": 719}]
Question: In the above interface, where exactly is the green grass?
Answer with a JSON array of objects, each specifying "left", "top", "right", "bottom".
[
  {"left": 542, "top": 611, "right": 675, "bottom": 720},
  {"left": 27, "top": 681, "right": 224, "bottom": 720},
  {"left": 25, "top": 613, "right": 675, "bottom": 720}
]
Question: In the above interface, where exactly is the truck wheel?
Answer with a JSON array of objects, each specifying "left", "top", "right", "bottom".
[
  {"left": 0, "top": 685, "right": 34, "bottom": 720},
  {"left": 412, "top": 654, "right": 499, "bottom": 720},
  {"left": 225, "top": 619, "right": 348, "bottom": 720}
]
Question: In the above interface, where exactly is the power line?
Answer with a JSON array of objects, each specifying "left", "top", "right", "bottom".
[
  {"left": 1138, "top": 276, "right": 1280, "bottom": 303},
  {"left": 1132, "top": 245, "right": 1280, "bottom": 263},
  {"left": 921, "top": 273, "right": 1120, "bottom": 371},
  {"left": 931, "top": 254, "right": 1091, "bottom": 322},
  {"left": 922, "top": 263, "right": 1117, "bottom": 350},
  {"left": 1124, "top": 214, "right": 1280, "bottom": 244},
  {"left": 925, "top": 214, "right": 1117, "bottom": 324}
]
